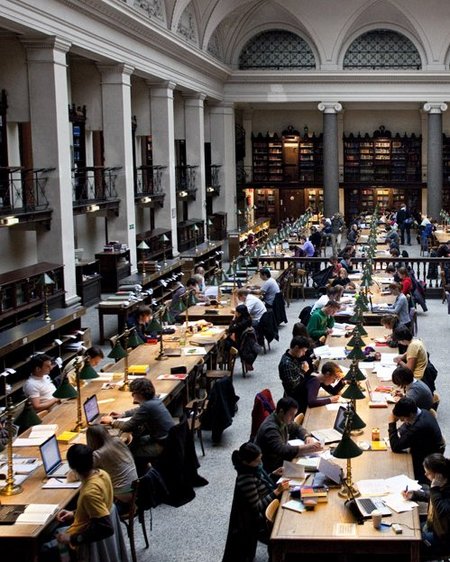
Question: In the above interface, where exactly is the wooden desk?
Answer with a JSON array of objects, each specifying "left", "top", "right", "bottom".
[
  {"left": 97, "top": 298, "right": 144, "bottom": 344},
  {"left": 0, "top": 329, "right": 225, "bottom": 559},
  {"left": 179, "top": 305, "right": 235, "bottom": 325},
  {"left": 434, "top": 229, "right": 450, "bottom": 244},
  {"left": 271, "top": 330, "right": 421, "bottom": 562},
  {"left": 246, "top": 269, "right": 284, "bottom": 288}
]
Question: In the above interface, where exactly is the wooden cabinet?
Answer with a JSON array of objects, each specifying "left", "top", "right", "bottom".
[
  {"left": 136, "top": 228, "right": 172, "bottom": 262},
  {"left": 0, "top": 263, "right": 65, "bottom": 331},
  {"left": 345, "top": 186, "right": 421, "bottom": 222},
  {"left": 95, "top": 249, "right": 131, "bottom": 293},
  {"left": 180, "top": 241, "right": 223, "bottom": 281},
  {"left": 208, "top": 212, "right": 227, "bottom": 240},
  {"left": 305, "top": 188, "right": 324, "bottom": 213},
  {"left": 254, "top": 189, "right": 279, "bottom": 226},
  {"left": 0, "top": 306, "right": 89, "bottom": 403},
  {"left": 228, "top": 218, "right": 270, "bottom": 261},
  {"left": 177, "top": 219, "right": 205, "bottom": 253},
  {"left": 75, "top": 260, "right": 101, "bottom": 307},
  {"left": 282, "top": 131, "right": 299, "bottom": 181},
  {"left": 344, "top": 128, "right": 422, "bottom": 184}
]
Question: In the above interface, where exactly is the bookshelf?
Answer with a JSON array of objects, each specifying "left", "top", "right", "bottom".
[
  {"left": 268, "top": 135, "right": 283, "bottom": 182},
  {"left": 180, "top": 241, "right": 224, "bottom": 281},
  {"left": 228, "top": 218, "right": 270, "bottom": 261},
  {"left": 252, "top": 133, "right": 269, "bottom": 182},
  {"left": 136, "top": 228, "right": 172, "bottom": 263},
  {"left": 95, "top": 249, "right": 131, "bottom": 293},
  {"left": 75, "top": 260, "right": 101, "bottom": 307},
  {"left": 254, "top": 189, "right": 279, "bottom": 226},
  {"left": 177, "top": 219, "right": 205, "bottom": 253}
]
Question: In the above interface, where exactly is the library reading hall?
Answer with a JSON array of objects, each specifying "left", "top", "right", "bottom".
[{"left": 3, "top": 1, "right": 450, "bottom": 561}]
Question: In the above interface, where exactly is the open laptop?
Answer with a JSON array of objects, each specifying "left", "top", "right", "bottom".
[
  {"left": 354, "top": 497, "right": 392, "bottom": 518},
  {"left": 83, "top": 394, "right": 107, "bottom": 425},
  {"left": 39, "top": 434, "right": 70, "bottom": 478},
  {"left": 312, "top": 457, "right": 343, "bottom": 488},
  {"left": 311, "top": 405, "right": 347, "bottom": 444}
]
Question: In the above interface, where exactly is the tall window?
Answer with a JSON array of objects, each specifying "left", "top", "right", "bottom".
[
  {"left": 238, "top": 30, "right": 316, "bottom": 70},
  {"left": 343, "top": 29, "right": 421, "bottom": 70}
]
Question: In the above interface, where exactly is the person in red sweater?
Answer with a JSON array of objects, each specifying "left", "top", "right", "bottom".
[{"left": 398, "top": 266, "right": 413, "bottom": 297}]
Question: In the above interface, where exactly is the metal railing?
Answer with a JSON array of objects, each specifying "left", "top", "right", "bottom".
[
  {"left": 0, "top": 167, "right": 53, "bottom": 215},
  {"left": 176, "top": 165, "right": 198, "bottom": 196},
  {"left": 134, "top": 165, "right": 166, "bottom": 197},
  {"left": 72, "top": 166, "right": 121, "bottom": 205},
  {"left": 206, "top": 164, "right": 221, "bottom": 196}
]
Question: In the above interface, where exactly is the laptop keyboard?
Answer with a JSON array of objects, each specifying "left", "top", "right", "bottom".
[{"left": 358, "top": 498, "right": 377, "bottom": 513}]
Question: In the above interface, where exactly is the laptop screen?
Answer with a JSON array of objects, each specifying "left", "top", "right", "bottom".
[
  {"left": 83, "top": 395, "right": 99, "bottom": 424},
  {"left": 40, "top": 434, "right": 62, "bottom": 475},
  {"left": 333, "top": 405, "right": 347, "bottom": 434}
]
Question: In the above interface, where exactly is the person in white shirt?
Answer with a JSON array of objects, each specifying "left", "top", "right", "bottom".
[
  {"left": 250, "top": 268, "right": 280, "bottom": 306},
  {"left": 23, "top": 354, "right": 60, "bottom": 412},
  {"left": 311, "top": 285, "right": 344, "bottom": 314},
  {"left": 237, "top": 288, "right": 266, "bottom": 326}
]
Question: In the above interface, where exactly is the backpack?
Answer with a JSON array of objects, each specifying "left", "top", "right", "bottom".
[
  {"left": 422, "top": 357, "right": 438, "bottom": 393},
  {"left": 250, "top": 389, "right": 275, "bottom": 440}
]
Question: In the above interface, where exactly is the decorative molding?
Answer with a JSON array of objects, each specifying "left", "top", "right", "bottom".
[
  {"left": 176, "top": 4, "right": 198, "bottom": 46},
  {"left": 207, "top": 31, "right": 223, "bottom": 62},
  {"left": 131, "top": 0, "right": 164, "bottom": 23},
  {"left": 318, "top": 102, "right": 343, "bottom": 113},
  {"left": 423, "top": 102, "right": 448, "bottom": 114}
]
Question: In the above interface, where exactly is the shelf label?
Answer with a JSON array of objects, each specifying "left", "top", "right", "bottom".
[
  {"left": 129, "top": 224, "right": 135, "bottom": 230},
  {"left": 22, "top": 337, "right": 27, "bottom": 344}
]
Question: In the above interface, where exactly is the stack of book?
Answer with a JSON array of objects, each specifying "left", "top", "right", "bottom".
[
  {"left": 300, "top": 486, "right": 329, "bottom": 503},
  {"left": 137, "top": 261, "right": 160, "bottom": 273},
  {"left": 128, "top": 364, "right": 150, "bottom": 376}
]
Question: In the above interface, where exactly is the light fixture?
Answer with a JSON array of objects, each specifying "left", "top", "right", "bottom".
[
  {"left": 38, "top": 273, "right": 55, "bottom": 322},
  {"left": 86, "top": 204, "right": 100, "bottom": 213},
  {"left": 332, "top": 408, "right": 363, "bottom": 499},
  {"left": 206, "top": 186, "right": 214, "bottom": 193},
  {"left": 179, "top": 190, "right": 188, "bottom": 198},
  {"left": 137, "top": 240, "right": 150, "bottom": 251},
  {"left": 0, "top": 216, "right": 18, "bottom": 226},
  {"left": 161, "top": 233, "right": 170, "bottom": 266},
  {"left": 107, "top": 328, "right": 136, "bottom": 391},
  {"left": 141, "top": 196, "right": 152, "bottom": 204}
]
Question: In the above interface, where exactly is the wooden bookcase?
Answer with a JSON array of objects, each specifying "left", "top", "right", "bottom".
[
  {"left": 345, "top": 186, "right": 421, "bottom": 222},
  {"left": 177, "top": 219, "right": 205, "bottom": 253},
  {"left": 75, "top": 260, "right": 101, "bottom": 307},
  {"left": 0, "top": 306, "right": 89, "bottom": 403},
  {"left": 136, "top": 228, "right": 172, "bottom": 262},
  {"left": 268, "top": 136, "right": 283, "bottom": 181},
  {"left": 208, "top": 212, "right": 227, "bottom": 241},
  {"left": 0, "top": 263, "right": 65, "bottom": 331},
  {"left": 95, "top": 249, "right": 131, "bottom": 293},
  {"left": 228, "top": 218, "right": 270, "bottom": 261},
  {"left": 180, "top": 241, "right": 224, "bottom": 281}
]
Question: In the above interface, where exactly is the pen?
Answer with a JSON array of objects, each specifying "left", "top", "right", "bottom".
[{"left": 405, "top": 485, "right": 408, "bottom": 494}]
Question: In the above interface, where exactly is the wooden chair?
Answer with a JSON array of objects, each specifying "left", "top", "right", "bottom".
[
  {"left": 280, "top": 272, "right": 293, "bottom": 308},
  {"left": 205, "top": 345, "right": 238, "bottom": 391},
  {"left": 433, "top": 391, "right": 441, "bottom": 411},
  {"left": 184, "top": 396, "right": 208, "bottom": 456},
  {"left": 265, "top": 498, "right": 280, "bottom": 531},
  {"left": 294, "top": 412, "right": 304, "bottom": 426},
  {"left": 288, "top": 268, "right": 306, "bottom": 301},
  {"left": 119, "top": 479, "right": 150, "bottom": 562}
]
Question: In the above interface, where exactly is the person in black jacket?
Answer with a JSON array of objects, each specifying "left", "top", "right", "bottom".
[
  {"left": 226, "top": 304, "right": 252, "bottom": 351},
  {"left": 222, "top": 442, "right": 288, "bottom": 562},
  {"left": 403, "top": 453, "right": 450, "bottom": 558},
  {"left": 388, "top": 397, "right": 445, "bottom": 483},
  {"left": 126, "top": 305, "right": 153, "bottom": 341},
  {"left": 396, "top": 204, "right": 412, "bottom": 245}
]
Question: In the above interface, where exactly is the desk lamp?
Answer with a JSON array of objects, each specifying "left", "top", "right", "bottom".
[
  {"left": 147, "top": 305, "right": 172, "bottom": 360},
  {"left": 207, "top": 218, "right": 213, "bottom": 246},
  {"left": 39, "top": 273, "right": 55, "bottom": 322},
  {"left": 332, "top": 407, "right": 363, "bottom": 499},
  {"left": 160, "top": 234, "right": 170, "bottom": 266},
  {"left": 137, "top": 240, "right": 150, "bottom": 261},
  {"left": 1, "top": 398, "right": 33, "bottom": 496},
  {"left": 107, "top": 327, "right": 136, "bottom": 392},
  {"left": 194, "top": 224, "right": 200, "bottom": 253}
]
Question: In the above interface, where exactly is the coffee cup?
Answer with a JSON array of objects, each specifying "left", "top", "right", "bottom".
[{"left": 372, "top": 509, "right": 382, "bottom": 529}]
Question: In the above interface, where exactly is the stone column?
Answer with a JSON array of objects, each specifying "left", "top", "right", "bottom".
[
  {"left": 210, "top": 102, "right": 236, "bottom": 230},
  {"left": 318, "top": 102, "right": 342, "bottom": 217},
  {"left": 149, "top": 81, "right": 178, "bottom": 253},
  {"left": 423, "top": 102, "right": 447, "bottom": 220},
  {"left": 184, "top": 93, "right": 206, "bottom": 233},
  {"left": 242, "top": 110, "right": 253, "bottom": 182},
  {"left": 23, "top": 37, "right": 78, "bottom": 305},
  {"left": 98, "top": 63, "right": 137, "bottom": 270}
]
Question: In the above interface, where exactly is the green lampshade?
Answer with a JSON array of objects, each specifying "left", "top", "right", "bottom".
[
  {"left": 350, "top": 410, "right": 367, "bottom": 431},
  {"left": 343, "top": 362, "right": 366, "bottom": 382},
  {"left": 137, "top": 240, "right": 150, "bottom": 250},
  {"left": 161, "top": 309, "right": 174, "bottom": 324},
  {"left": 79, "top": 364, "right": 99, "bottom": 380},
  {"left": 347, "top": 346, "right": 366, "bottom": 361},
  {"left": 39, "top": 273, "right": 55, "bottom": 286},
  {"left": 147, "top": 317, "right": 163, "bottom": 333},
  {"left": 128, "top": 331, "right": 145, "bottom": 348},
  {"left": 14, "top": 401, "right": 43, "bottom": 433},
  {"left": 354, "top": 323, "right": 368, "bottom": 337},
  {"left": 53, "top": 377, "right": 79, "bottom": 398},
  {"left": 174, "top": 298, "right": 187, "bottom": 312},
  {"left": 108, "top": 341, "right": 127, "bottom": 360},
  {"left": 347, "top": 333, "right": 367, "bottom": 348},
  {"left": 332, "top": 434, "right": 363, "bottom": 459},
  {"left": 187, "top": 291, "right": 198, "bottom": 306},
  {"left": 342, "top": 380, "right": 366, "bottom": 400}
]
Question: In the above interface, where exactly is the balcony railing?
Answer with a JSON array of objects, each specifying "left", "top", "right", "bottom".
[
  {"left": 134, "top": 165, "right": 166, "bottom": 197},
  {"left": 206, "top": 164, "right": 221, "bottom": 196},
  {"left": 236, "top": 165, "right": 251, "bottom": 186},
  {"left": 0, "top": 167, "right": 53, "bottom": 215},
  {"left": 72, "top": 166, "right": 121, "bottom": 207},
  {"left": 176, "top": 165, "right": 198, "bottom": 198}
]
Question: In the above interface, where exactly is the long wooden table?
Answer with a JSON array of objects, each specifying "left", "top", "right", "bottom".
[
  {"left": 271, "top": 327, "right": 421, "bottom": 562},
  {"left": 0, "top": 327, "right": 225, "bottom": 560}
]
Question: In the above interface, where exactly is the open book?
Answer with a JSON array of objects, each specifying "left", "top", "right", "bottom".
[{"left": 15, "top": 504, "right": 59, "bottom": 525}]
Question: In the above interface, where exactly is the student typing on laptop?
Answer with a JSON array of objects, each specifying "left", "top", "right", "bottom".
[{"left": 100, "top": 378, "right": 174, "bottom": 475}]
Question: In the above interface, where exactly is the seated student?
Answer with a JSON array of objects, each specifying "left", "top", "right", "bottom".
[
  {"left": 250, "top": 268, "right": 280, "bottom": 307},
  {"left": 331, "top": 267, "right": 356, "bottom": 290},
  {"left": 382, "top": 282, "right": 411, "bottom": 329},
  {"left": 23, "top": 354, "right": 60, "bottom": 413},
  {"left": 55, "top": 444, "right": 128, "bottom": 561},
  {"left": 101, "top": 378, "right": 175, "bottom": 475},
  {"left": 227, "top": 304, "right": 259, "bottom": 371},
  {"left": 236, "top": 288, "right": 267, "bottom": 328},
  {"left": 222, "top": 442, "right": 289, "bottom": 562},
  {"left": 278, "top": 337, "right": 311, "bottom": 405},
  {"left": 391, "top": 365, "right": 434, "bottom": 410},
  {"left": 298, "top": 235, "right": 315, "bottom": 257},
  {"left": 307, "top": 300, "right": 341, "bottom": 344},
  {"left": 403, "top": 453, "right": 450, "bottom": 558},
  {"left": 385, "top": 225, "right": 400, "bottom": 247},
  {"left": 86, "top": 425, "right": 138, "bottom": 506},
  {"left": 169, "top": 277, "right": 202, "bottom": 319},
  {"left": 299, "top": 361, "right": 344, "bottom": 413},
  {"left": 339, "top": 254, "right": 355, "bottom": 273},
  {"left": 380, "top": 314, "right": 408, "bottom": 353},
  {"left": 388, "top": 397, "right": 445, "bottom": 483},
  {"left": 291, "top": 323, "right": 318, "bottom": 373},
  {"left": 311, "top": 285, "right": 344, "bottom": 314},
  {"left": 255, "top": 397, "right": 322, "bottom": 473},
  {"left": 84, "top": 346, "right": 104, "bottom": 368},
  {"left": 193, "top": 265, "right": 206, "bottom": 292},
  {"left": 126, "top": 305, "right": 153, "bottom": 342},
  {"left": 346, "top": 223, "right": 359, "bottom": 245},
  {"left": 393, "top": 326, "right": 428, "bottom": 379}
]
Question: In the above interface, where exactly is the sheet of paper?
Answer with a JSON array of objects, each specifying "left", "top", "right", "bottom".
[
  {"left": 325, "top": 403, "right": 342, "bottom": 411},
  {"left": 287, "top": 439, "right": 305, "bottom": 447},
  {"left": 384, "top": 493, "right": 418, "bottom": 513},
  {"left": 356, "top": 479, "right": 388, "bottom": 496},
  {"left": 283, "top": 460, "right": 305, "bottom": 479},
  {"left": 334, "top": 523, "right": 357, "bottom": 536},
  {"left": 385, "top": 474, "right": 421, "bottom": 493},
  {"left": 42, "top": 479, "right": 81, "bottom": 489}
]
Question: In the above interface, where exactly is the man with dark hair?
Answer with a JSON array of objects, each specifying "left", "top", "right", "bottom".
[
  {"left": 255, "top": 397, "right": 321, "bottom": 473},
  {"left": 391, "top": 365, "right": 433, "bottom": 410},
  {"left": 278, "top": 337, "right": 310, "bottom": 405},
  {"left": 23, "top": 354, "right": 60, "bottom": 412},
  {"left": 299, "top": 235, "right": 315, "bottom": 257},
  {"left": 126, "top": 305, "right": 153, "bottom": 342},
  {"left": 237, "top": 288, "right": 267, "bottom": 327},
  {"left": 254, "top": 267, "right": 280, "bottom": 306},
  {"left": 101, "top": 378, "right": 174, "bottom": 474},
  {"left": 388, "top": 397, "right": 445, "bottom": 483},
  {"left": 307, "top": 300, "right": 340, "bottom": 343},
  {"left": 393, "top": 326, "right": 428, "bottom": 379}
]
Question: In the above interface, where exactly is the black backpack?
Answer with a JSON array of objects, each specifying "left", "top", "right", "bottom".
[
  {"left": 422, "top": 357, "right": 438, "bottom": 393},
  {"left": 299, "top": 305, "right": 312, "bottom": 326}
]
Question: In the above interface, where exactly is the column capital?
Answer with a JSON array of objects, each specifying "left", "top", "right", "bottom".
[
  {"left": 21, "top": 36, "right": 71, "bottom": 55},
  {"left": 210, "top": 101, "right": 234, "bottom": 115},
  {"left": 182, "top": 92, "right": 207, "bottom": 102},
  {"left": 423, "top": 102, "right": 448, "bottom": 114},
  {"left": 318, "top": 102, "right": 343, "bottom": 114},
  {"left": 97, "top": 63, "right": 134, "bottom": 84},
  {"left": 147, "top": 80, "right": 176, "bottom": 91}
]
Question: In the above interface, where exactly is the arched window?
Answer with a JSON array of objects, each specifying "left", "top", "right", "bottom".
[
  {"left": 238, "top": 30, "right": 316, "bottom": 70},
  {"left": 343, "top": 29, "right": 421, "bottom": 70}
]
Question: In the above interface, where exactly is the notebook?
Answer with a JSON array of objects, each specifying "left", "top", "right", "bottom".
[
  {"left": 39, "top": 434, "right": 70, "bottom": 478},
  {"left": 311, "top": 406, "right": 347, "bottom": 444},
  {"left": 83, "top": 394, "right": 107, "bottom": 425}
]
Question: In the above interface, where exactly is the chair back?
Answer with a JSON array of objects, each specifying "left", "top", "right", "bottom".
[
  {"left": 294, "top": 412, "right": 304, "bottom": 426},
  {"left": 250, "top": 388, "right": 275, "bottom": 440},
  {"left": 265, "top": 498, "right": 280, "bottom": 530}
]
